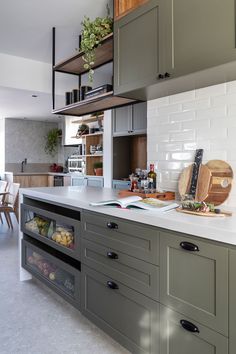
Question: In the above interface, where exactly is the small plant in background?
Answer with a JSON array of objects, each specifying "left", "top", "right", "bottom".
[
  {"left": 44, "top": 128, "right": 62, "bottom": 157},
  {"left": 80, "top": 4, "right": 113, "bottom": 83}
]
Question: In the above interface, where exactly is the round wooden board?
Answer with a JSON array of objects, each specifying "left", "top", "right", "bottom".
[{"left": 176, "top": 208, "right": 225, "bottom": 217}]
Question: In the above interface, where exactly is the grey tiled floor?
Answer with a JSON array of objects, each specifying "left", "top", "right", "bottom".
[{"left": 0, "top": 220, "right": 130, "bottom": 354}]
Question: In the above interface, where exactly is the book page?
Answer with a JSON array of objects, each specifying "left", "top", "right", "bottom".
[{"left": 116, "top": 195, "right": 143, "bottom": 207}]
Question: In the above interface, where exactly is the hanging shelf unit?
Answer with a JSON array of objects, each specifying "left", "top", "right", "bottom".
[{"left": 52, "top": 30, "right": 138, "bottom": 116}]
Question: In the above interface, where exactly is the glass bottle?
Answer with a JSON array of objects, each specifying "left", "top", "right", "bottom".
[{"left": 147, "top": 164, "right": 157, "bottom": 190}]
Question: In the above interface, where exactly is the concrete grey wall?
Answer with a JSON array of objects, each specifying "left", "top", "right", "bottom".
[{"left": 5, "top": 118, "right": 62, "bottom": 172}]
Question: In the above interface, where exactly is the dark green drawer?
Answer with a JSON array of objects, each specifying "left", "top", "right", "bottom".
[
  {"left": 160, "top": 231, "right": 228, "bottom": 336},
  {"left": 81, "top": 265, "right": 159, "bottom": 354},
  {"left": 160, "top": 305, "right": 228, "bottom": 354},
  {"left": 81, "top": 238, "right": 159, "bottom": 300},
  {"left": 82, "top": 211, "right": 159, "bottom": 265}
]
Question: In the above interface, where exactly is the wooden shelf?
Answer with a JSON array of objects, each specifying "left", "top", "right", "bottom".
[
  {"left": 71, "top": 132, "right": 103, "bottom": 139},
  {"left": 72, "top": 114, "right": 104, "bottom": 124},
  {"left": 53, "top": 91, "right": 136, "bottom": 117},
  {"left": 53, "top": 33, "right": 113, "bottom": 75}
]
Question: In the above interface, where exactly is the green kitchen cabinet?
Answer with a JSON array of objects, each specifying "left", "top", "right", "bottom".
[
  {"left": 113, "top": 102, "right": 147, "bottom": 136},
  {"left": 163, "top": 0, "right": 236, "bottom": 78},
  {"left": 81, "top": 264, "right": 159, "bottom": 354},
  {"left": 160, "top": 231, "right": 228, "bottom": 336},
  {"left": 114, "top": 0, "right": 163, "bottom": 98},
  {"left": 229, "top": 249, "right": 236, "bottom": 354},
  {"left": 160, "top": 305, "right": 228, "bottom": 354}
]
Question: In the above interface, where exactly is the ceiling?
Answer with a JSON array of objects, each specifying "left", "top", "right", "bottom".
[{"left": 0, "top": 0, "right": 111, "bottom": 120}]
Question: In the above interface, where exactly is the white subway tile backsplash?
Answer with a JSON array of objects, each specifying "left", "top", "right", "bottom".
[
  {"left": 147, "top": 80, "right": 236, "bottom": 206},
  {"left": 157, "top": 103, "right": 182, "bottom": 116},
  {"left": 182, "top": 98, "right": 210, "bottom": 111},
  {"left": 196, "top": 106, "right": 227, "bottom": 120}
]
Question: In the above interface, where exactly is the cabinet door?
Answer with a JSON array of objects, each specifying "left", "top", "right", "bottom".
[
  {"left": 229, "top": 249, "right": 236, "bottom": 354},
  {"left": 114, "top": 0, "right": 163, "bottom": 96},
  {"left": 14, "top": 175, "right": 31, "bottom": 188},
  {"left": 30, "top": 175, "right": 48, "bottom": 187},
  {"left": 112, "top": 180, "right": 131, "bottom": 190},
  {"left": 81, "top": 265, "right": 159, "bottom": 354},
  {"left": 160, "top": 305, "right": 228, "bottom": 354},
  {"left": 160, "top": 232, "right": 228, "bottom": 336},
  {"left": 163, "top": 0, "right": 236, "bottom": 78},
  {"left": 71, "top": 177, "right": 85, "bottom": 186},
  {"left": 113, "top": 105, "right": 132, "bottom": 136},
  {"left": 131, "top": 102, "right": 147, "bottom": 134},
  {"left": 87, "top": 177, "right": 104, "bottom": 188}
]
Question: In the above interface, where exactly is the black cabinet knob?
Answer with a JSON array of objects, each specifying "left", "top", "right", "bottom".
[
  {"left": 107, "top": 222, "right": 118, "bottom": 229},
  {"left": 180, "top": 241, "right": 199, "bottom": 252},
  {"left": 158, "top": 74, "right": 164, "bottom": 79},
  {"left": 180, "top": 319, "right": 199, "bottom": 333},
  {"left": 164, "top": 72, "right": 170, "bottom": 78},
  {"left": 107, "top": 281, "right": 119, "bottom": 290},
  {"left": 107, "top": 251, "right": 119, "bottom": 259}
]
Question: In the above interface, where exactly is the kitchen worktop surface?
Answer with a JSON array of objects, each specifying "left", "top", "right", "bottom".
[
  {"left": 20, "top": 186, "right": 236, "bottom": 246},
  {"left": 14, "top": 172, "right": 71, "bottom": 176}
]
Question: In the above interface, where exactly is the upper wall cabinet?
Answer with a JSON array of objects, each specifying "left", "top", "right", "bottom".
[
  {"left": 114, "top": 0, "right": 236, "bottom": 101},
  {"left": 163, "top": 0, "right": 236, "bottom": 79},
  {"left": 113, "top": 102, "right": 147, "bottom": 136},
  {"left": 114, "top": 0, "right": 163, "bottom": 98}
]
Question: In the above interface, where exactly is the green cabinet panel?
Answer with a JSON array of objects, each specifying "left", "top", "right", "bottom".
[
  {"left": 81, "top": 265, "right": 159, "bottom": 354},
  {"left": 114, "top": 0, "right": 162, "bottom": 96},
  {"left": 81, "top": 238, "right": 159, "bottom": 300},
  {"left": 132, "top": 102, "right": 147, "bottom": 134},
  {"left": 87, "top": 177, "right": 103, "bottom": 188},
  {"left": 163, "top": 0, "right": 236, "bottom": 78},
  {"left": 112, "top": 180, "right": 131, "bottom": 190},
  {"left": 160, "top": 231, "right": 228, "bottom": 336},
  {"left": 160, "top": 305, "right": 228, "bottom": 354},
  {"left": 82, "top": 211, "right": 159, "bottom": 265},
  {"left": 71, "top": 177, "right": 85, "bottom": 186}
]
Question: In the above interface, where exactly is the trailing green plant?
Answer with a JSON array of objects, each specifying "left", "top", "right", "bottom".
[
  {"left": 80, "top": 5, "right": 113, "bottom": 83},
  {"left": 44, "top": 128, "right": 62, "bottom": 157}
]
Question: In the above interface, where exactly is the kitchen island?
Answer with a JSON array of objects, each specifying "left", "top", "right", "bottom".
[{"left": 19, "top": 186, "right": 236, "bottom": 354}]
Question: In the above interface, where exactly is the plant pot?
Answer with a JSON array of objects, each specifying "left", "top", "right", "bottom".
[{"left": 94, "top": 168, "right": 103, "bottom": 176}]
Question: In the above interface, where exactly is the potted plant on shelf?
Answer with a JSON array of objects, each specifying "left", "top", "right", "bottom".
[
  {"left": 76, "top": 124, "right": 89, "bottom": 137},
  {"left": 93, "top": 161, "right": 103, "bottom": 176},
  {"left": 44, "top": 128, "right": 62, "bottom": 157},
  {"left": 80, "top": 5, "right": 113, "bottom": 83}
]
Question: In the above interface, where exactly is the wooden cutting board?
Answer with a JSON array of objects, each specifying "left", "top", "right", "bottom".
[
  {"left": 176, "top": 208, "right": 231, "bottom": 217},
  {"left": 178, "top": 160, "right": 233, "bottom": 205}
]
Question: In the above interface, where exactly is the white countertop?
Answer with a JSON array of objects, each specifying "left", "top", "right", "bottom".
[{"left": 20, "top": 186, "right": 236, "bottom": 247}]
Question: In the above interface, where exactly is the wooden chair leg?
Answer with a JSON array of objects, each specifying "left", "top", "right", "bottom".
[
  {"left": 7, "top": 212, "right": 13, "bottom": 229},
  {"left": 0, "top": 213, "right": 3, "bottom": 224},
  {"left": 4, "top": 212, "right": 10, "bottom": 228}
]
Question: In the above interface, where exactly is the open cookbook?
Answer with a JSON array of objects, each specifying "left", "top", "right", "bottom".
[{"left": 90, "top": 195, "right": 179, "bottom": 211}]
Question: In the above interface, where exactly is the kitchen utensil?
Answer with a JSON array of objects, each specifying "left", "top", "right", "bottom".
[
  {"left": 176, "top": 207, "right": 231, "bottom": 217},
  {"left": 189, "top": 149, "right": 204, "bottom": 197}
]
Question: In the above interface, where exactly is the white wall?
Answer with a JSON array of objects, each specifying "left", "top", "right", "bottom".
[
  {"left": 0, "top": 118, "right": 5, "bottom": 171},
  {"left": 147, "top": 80, "right": 236, "bottom": 206}
]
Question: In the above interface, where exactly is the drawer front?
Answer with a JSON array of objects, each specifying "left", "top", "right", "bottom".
[
  {"left": 160, "top": 305, "right": 228, "bottom": 354},
  {"left": 82, "top": 211, "right": 159, "bottom": 265},
  {"left": 82, "top": 238, "right": 159, "bottom": 300},
  {"left": 81, "top": 265, "right": 159, "bottom": 354},
  {"left": 22, "top": 239, "right": 80, "bottom": 308},
  {"left": 160, "top": 231, "right": 228, "bottom": 336},
  {"left": 21, "top": 204, "right": 81, "bottom": 260}
]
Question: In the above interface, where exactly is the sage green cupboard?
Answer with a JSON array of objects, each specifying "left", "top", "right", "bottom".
[
  {"left": 163, "top": 0, "right": 236, "bottom": 78},
  {"left": 81, "top": 264, "right": 159, "bottom": 354},
  {"left": 229, "top": 249, "right": 236, "bottom": 354},
  {"left": 160, "top": 231, "right": 228, "bottom": 336},
  {"left": 160, "top": 305, "right": 228, "bottom": 354},
  {"left": 114, "top": 0, "right": 163, "bottom": 96}
]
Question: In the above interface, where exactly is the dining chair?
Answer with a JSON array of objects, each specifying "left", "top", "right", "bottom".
[
  {"left": 0, "top": 181, "right": 9, "bottom": 224},
  {"left": 0, "top": 183, "right": 20, "bottom": 229}
]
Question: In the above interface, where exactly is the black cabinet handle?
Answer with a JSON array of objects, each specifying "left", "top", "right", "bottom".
[
  {"left": 107, "top": 222, "right": 118, "bottom": 229},
  {"left": 107, "top": 251, "right": 119, "bottom": 259},
  {"left": 158, "top": 74, "right": 164, "bottom": 79},
  {"left": 180, "top": 319, "right": 199, "bottom": 333},
  {"left": 107, "top": 281, "right": 119, "bottom": 290},
  {"left": 180, "top": 241, "right": 199, "bottom": 252},
  {"left": 164, "top": 72, "right": 170, "bottom": 78}
]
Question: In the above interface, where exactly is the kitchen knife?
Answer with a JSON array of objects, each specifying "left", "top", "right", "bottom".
[{"left": 189, "top": 149, "right": 204, "bottom": 198}]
